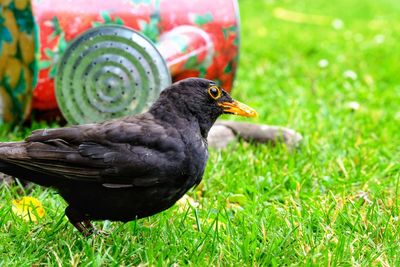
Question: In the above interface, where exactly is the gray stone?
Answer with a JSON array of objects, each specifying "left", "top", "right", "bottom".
[{"left": 208, "top": 120, "right": 303, "bottom": 149}]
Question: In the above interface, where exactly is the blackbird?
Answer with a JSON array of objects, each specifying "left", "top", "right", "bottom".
[{"left": 0, "top": 78, "right": 256, "bottom": 235}]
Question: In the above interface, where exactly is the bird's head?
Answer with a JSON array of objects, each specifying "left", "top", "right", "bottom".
[{"left": 150, "top": 78, "right": 257, "bottom": 137}]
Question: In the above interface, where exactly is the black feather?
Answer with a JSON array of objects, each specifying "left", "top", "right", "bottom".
[{"left": 0, "top": 78, "right": 240, "bottom": 235}]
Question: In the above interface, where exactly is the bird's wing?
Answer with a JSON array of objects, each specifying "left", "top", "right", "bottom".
[{"left": 8, "top": 115, "right": 186, "bottom": 187}]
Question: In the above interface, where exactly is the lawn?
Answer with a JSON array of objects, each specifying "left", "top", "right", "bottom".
[{"left": 1, "top": 0, "right": 400, "bottom": 265}]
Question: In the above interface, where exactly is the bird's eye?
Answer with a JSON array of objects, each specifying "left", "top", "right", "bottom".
[{"left": 208, "top": 85, "right": 222, "bottom": 100}]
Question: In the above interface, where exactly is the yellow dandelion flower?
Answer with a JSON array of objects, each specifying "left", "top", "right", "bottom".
[{"left": 12, "top": 196, "right": 45, "bottom": 222}]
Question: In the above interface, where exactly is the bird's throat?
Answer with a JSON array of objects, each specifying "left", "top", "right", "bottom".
[{"left": 149, "top": 98, "right": 217, "bottom": 139}]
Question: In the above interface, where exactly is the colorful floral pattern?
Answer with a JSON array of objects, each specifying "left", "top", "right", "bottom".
[
  {"left": 0, "top": 0, "right": 35, "bottom": 123},
  {"left": 28, "top": 0, "right": 240, "bottom": 112}
]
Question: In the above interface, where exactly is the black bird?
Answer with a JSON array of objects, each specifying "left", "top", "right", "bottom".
[{"left": 0, "top": 78, "right": 256, "bottom": 235}]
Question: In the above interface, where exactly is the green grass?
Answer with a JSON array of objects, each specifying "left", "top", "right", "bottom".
[{"left": 1, "top": 0, "right": 400, "bottom": 265}]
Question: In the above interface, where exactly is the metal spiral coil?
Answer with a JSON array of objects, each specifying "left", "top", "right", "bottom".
[{"left": 56, "top": 25, "right": 171, "bottom": 124}]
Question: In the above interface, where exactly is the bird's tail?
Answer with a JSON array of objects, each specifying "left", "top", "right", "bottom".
[
  {"left": 0, "top": 141, "right": 61, "bottom": 187},
  {"left": 0, "top": 141, "right": 28, "bottom": 160},
  {"left": 0, "top": 141, "right": 32, "bottom": 184}
]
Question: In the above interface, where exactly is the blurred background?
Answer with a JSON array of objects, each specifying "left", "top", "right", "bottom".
[{"left": 0, "top": 0, "right": 399, "bottom": 265}]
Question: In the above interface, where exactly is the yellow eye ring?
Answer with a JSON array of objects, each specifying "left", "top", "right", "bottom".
[{"left": 208, "top": 85, "right": 222, "bottom": 100}]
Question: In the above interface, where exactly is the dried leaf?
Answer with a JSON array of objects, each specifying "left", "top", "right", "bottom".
[{"left": 176, "top": 194, "right": 199, "bottom": 212}]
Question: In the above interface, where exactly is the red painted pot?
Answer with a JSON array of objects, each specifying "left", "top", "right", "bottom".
[{"left": 31, "top": 0, "right": 240, "bottom": 124}]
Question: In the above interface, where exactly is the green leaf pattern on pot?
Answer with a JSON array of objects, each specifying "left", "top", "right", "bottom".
[
  {"left": 92, "top": 11, "right": 124, "bottom": 28},
  {"left": 138, "top": 1, "right": 161, "bottom": 43},
  {"left": 39, "top": 18, "right": 68, "bottom": 78},
  {"left": 191, "top": 13, "right": 213, "bottom": 26}
]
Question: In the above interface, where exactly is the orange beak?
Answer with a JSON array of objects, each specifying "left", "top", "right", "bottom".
[{"left": 218, "top": 100, "right": 257, "bottom": 117}]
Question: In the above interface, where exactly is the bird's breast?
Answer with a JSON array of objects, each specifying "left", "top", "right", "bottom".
[{"left": 183, "top": 136, "right": 208, "bottom": 187}]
